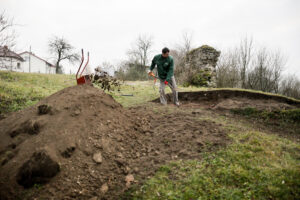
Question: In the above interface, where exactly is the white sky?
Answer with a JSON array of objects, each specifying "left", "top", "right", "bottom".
[{"left": 1, "top": 0, "right": 300, "bottom": 76}]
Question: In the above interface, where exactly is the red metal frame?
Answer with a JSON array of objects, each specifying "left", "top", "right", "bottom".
[{"left": 76, "top": 49, "right": 90, "bottom": 85}]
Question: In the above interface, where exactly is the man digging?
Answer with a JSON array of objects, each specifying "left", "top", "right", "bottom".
[{"left": 148, "top": 47, "right": 180, "bottom": 106}]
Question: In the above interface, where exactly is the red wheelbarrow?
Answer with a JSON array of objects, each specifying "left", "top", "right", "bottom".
[{"left": 76, "top": 49, "right": 91, "bottom": 85}]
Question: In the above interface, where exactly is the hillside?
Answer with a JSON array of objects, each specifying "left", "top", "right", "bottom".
[
  {"left": 0, "top": 71, "right": 299, "bottom": 200},
  {"left": 0, "top": 71, "right": 75, "bottom": 116}
]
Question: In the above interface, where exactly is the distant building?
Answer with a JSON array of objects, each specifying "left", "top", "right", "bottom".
[
  {"left": 19, "top": 51, "right": 56, "bottom": 74},
  {"left": 0, "top": 46, "right": 56, "bottom": 74},
  {"left": 0, "top": 46, "right": 24, "bottom": 72}
]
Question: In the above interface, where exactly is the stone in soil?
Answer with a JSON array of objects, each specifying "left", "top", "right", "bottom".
[
  {"left": 92, "top": 152, "right": 103, "bottom": 164},
  {"left": 16, "top": 151, "right": 60, "bottom": 188}
]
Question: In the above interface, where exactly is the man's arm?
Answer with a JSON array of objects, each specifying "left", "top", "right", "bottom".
[
  {"left": 149, "top": 56, "right": 156, "bottom": 71},
  {"left": 166, "top": 57, "right": 174, "bottom": 82}
]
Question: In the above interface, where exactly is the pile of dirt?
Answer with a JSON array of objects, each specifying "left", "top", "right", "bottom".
[
  {"left": 155, "top": 90, "right": 300, "bottom": 110},
  {"left": 0, "top": 85, "right": 147, "bottom": 199},
  {"left": 0, "top": 85, "right": 229, "bottom": 200}
]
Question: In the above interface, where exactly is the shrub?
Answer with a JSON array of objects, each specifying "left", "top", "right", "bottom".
[{"left": 190, "top": 71, "right": 212, "bottom": 86}]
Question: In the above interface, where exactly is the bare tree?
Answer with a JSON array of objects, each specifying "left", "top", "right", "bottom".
[
  {"left": 172, "top": 30, "right": 195, "bottom": 84},
  {"left": 247, "top": 47, "right": 286, "bottom": 93},
  {"left": 238, "top": 36, "right": 253, "bottom": 88},
  {"left": 270, "top": 50, "right": 286, "bottom": 93},
  {"left": 95, "top": 61, "right": 115, "bottom": 75},
  {"left": 216, "top": 37, "right": 287, "bottom": 94},
  {"left": 216, "top": 48, "right": 240, "bottom": 88},
  {"left": 280, "top": 75, "right": 300, "bottom": 99},
  {"left": 127, "top": 34, "right": 153, "bottom": 71},
  {"left": 48, "top": 36, "right": 79, "bottom": 74},
  {"left": 0, "top": 11, "right": 16, "bottom": 48},
  {"left": 255, "top": 47, "right": 270, "bottom": 91},
  {"left": 179, "top": 30, "right": 194, "bottom": 54},
  {"left": 172, "top": 30, "right": 194, "bottom": 63},
  {"left": 115, "top": 34, "right": 153, "bottom": 81}
]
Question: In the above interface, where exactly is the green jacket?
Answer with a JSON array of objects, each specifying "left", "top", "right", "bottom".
[{"left": 150, "top": 54, "right": 174, "bottom": 82}]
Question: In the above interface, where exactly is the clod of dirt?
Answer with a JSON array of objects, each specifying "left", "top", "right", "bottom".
[
  {"left": 72, "top": 109, "right": 81, "bottom": 116},
  {"left": 196, "top": 139, "right": 205, "bottom": 147},
  {"left": 0, "top": 151, "right": 15, "bottom": 166},
  {"left": 115, "top": 158, "right": 127, "bottom": 167},
  {"left": 133, "top": 167, "right": 139, "bottom": 173},
  {"left": 100, "top": 183, "right": 109, "bottom": 194},
  {"left": 92, "top": 152, "right": 103, "bottom": 164},
  {"left": 125, "top": 174, "right": 134, "bottom": 187},
  {"left": 23, "top": 119, "right": 41, "bottom": 135},
  {"left": 0, "top": 114, "right": 5, "bottom": 120},
  {"left": 61, "top": 146, "right": 76, "bottom": 158},
  {"left": 9, "top": 119, "right": 41, "bottom": 137},
  {"left": 192, "top": 109, "right": 202, "bottom": 114},
  {"left": 9, "top": 129, "right": 20, "bottom": 138},
  {"left": 16, "top": 151, "right": 60, "bottom": 188},
  {"left": 38, "top": 104, "right": 52, "bottom": 115}
]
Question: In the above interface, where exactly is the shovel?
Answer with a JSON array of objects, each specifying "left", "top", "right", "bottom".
[{"left": 148, "top": 72, "right": 180, "bottom": 91}]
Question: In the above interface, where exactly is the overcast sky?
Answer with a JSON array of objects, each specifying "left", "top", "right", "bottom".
[{"left": 1, "top": 0, "right": 300, "bottom": 76}]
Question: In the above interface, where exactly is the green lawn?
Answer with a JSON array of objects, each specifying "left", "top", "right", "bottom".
[{"left": 0, "top": 71, "right": 75, "bottom": 114}]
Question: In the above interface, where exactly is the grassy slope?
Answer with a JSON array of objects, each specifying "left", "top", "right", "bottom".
[
  {"left": 0, "top": 71, "right": 75, "bottom": 114},
  {"left": 1, "top": 71, "right": 299, "bottom": 199}
]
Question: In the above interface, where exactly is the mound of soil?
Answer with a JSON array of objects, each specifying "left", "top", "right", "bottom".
[
  {"left": 0, "top": 85, "right": 229, "bottom": 200},
  {"left": 0, "top": 85, "right": 144, "bottom": 199},
  {"left": 155, "top": 90, "right": 300, "bottom": 110}
]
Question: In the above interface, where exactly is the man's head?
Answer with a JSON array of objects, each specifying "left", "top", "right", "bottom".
[{"left": 162, "top": 47, "right": 170, "bottom": 58}]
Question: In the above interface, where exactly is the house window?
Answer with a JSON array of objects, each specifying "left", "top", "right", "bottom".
[{"left": 17, "top": 63, "right": 21, "bottom": 69}]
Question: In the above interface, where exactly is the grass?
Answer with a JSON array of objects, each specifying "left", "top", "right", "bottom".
[
  {"left": 130, "top": 123, "right": 300, "bottom": 200},
  {"left": 107, "top": 81, "right": 206, "bottom": 107},
  {"left": 231, "top": 107, "right": 300, "bottom": 123},
  {"left": 0, "top": 71, "right": 75, "bottom": 114}
]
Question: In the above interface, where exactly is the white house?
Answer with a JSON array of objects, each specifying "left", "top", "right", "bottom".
[
  {"left": 0, "top": 46, "right": 24, "bottom": 72},
  {"left": 19, "top": 51, "right": 56, "bottom": 74},
  {"left": 0, "top": 46, "right": 56, "bottom": 74}
]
